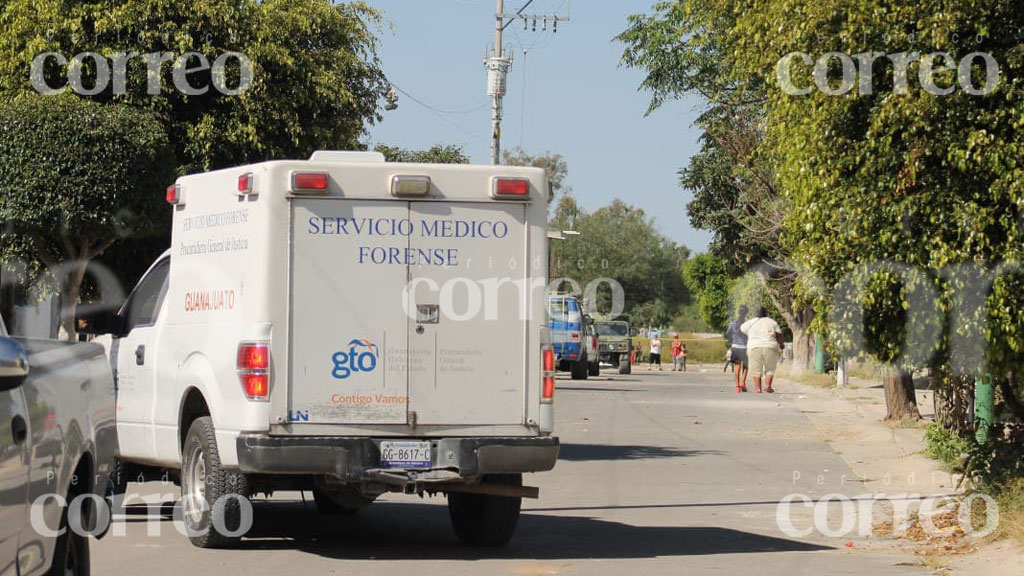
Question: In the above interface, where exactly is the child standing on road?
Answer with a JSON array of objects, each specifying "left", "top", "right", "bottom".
[
  {"left": 649, "top": 336, "right": 663, "bottom": 370},
  {"left": 671, "top": 334, "right": 686, "bottom": 372}
]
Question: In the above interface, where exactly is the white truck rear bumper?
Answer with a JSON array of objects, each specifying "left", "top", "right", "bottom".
[{"left": 235, "top": 434, "right": 559, "bottom": 484}]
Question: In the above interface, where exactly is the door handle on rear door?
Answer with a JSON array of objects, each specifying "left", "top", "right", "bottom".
[
  {"left": 135, "top": 345, "right": 145, "bottom": 366},
  {"left": 11, "top": 415, "right": 27, "bottom": 444}
]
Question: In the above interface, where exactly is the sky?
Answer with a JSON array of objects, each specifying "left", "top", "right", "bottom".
[{"left": 365, "top": 0, "right": 713, "bottom": 252}]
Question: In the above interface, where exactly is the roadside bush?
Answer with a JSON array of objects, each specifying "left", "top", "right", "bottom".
[
  {"left": 995, "top": 478, "right": 1024, "bottom": 545},
  {"left": 924, "top": 422, "right": 970, "bottom": 472}
]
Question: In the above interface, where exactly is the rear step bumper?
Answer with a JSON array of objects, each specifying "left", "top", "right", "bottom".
[{"left": 235, "top": 435, "right": 559, "bottom": 480}]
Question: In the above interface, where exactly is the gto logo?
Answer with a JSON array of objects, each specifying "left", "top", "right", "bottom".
[{"left": 331, "top": 339, "right": 379, "bottom": 379}]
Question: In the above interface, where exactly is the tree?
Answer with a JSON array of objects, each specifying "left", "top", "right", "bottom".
[
  {"left": 619, "top": 1, "right": 817, "bottom": 372},
  {"left": 683, "top": 253, "right": 731, "bottom": 332},
  {"left": 0, "top": 95, "right": 175, "bottom": 338},
  {"left": 374, "top": 143, "right": 470, "bottom": 164},
  {"left": 0, "top": 0, "right": 389, "bottom": 172},
  {"left": 723, "top": 0, "right": 1024, "bottom": 422},
  {"left": 551, "top": 199, "right": 688, "bottom": 325},
  {"left": 535, "top": 151, "right": 689, "bottom": 325},
  {"left": 503, "top": 147, "right": 569, "bottom": 201}
]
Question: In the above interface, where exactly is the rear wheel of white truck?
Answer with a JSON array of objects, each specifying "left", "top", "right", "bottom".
[
  {"left": 618, "top": 355, "right": 632, "bottom": 375},
  {"left": 448, "top": 474, "right": 523, "bottom": 547},
  {"left": 181, "top": 416, "right": 250, "bottom": 548}
]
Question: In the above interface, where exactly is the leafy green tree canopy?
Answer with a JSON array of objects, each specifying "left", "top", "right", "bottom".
[
  {"left": 552, "top": 199, "right": 688, "bottom": 327},
  {"left": 683, "top": 253, "right": 732, "bottom": 332},
  {"left": 374, "top": 143, "right": 470, "bottom": 164},
  {"left": 0, "top": 0, "right": 389, "bottom": 172},
  {"left": 0, "top": 94, "right": 175, "bottom": 336}
]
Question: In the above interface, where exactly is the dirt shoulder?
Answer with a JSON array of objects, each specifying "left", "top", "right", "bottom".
[{"left": 774, "top": 372, "right": 1024, "bottom": 574}]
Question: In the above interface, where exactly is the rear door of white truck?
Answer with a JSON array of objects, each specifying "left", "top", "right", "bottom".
[{"left": 287, "top": 176, "right": 532, "bottom": 431}]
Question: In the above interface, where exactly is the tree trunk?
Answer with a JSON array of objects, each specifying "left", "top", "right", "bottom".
[
  {"left": 998, "top": 372, "right": 1024, "bottom": 421},
  {"left": 788, "top": 325, "right": 814, "bottom": 375},
  {"left": 883, "top": 366, "right": 921, "bottom": 421},
  {"left": 932, "top": 369, "right": 973, "bottom": 436},
  {"left": 58, "top": 260, "right": 89, "bottom": 341},
  {"left": 758, "top": 274, "right": 815, "bottom": 374}
]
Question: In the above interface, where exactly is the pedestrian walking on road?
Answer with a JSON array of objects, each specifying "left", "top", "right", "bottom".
[
  {"left": 649, "top": 336, "right": 662, "bottom": 370},
  {"left": 740, "top": 307, "right": 784, "bottom": 394},
  {"left": 726, "top": 306, "right": 750, "bottom": 392},
  {"left": 671, "top": 334, "right": 687, "bottom": 372}
]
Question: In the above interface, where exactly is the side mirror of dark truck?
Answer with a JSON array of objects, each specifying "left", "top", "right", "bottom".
[{"left": 0, "top": 337, "right": 29, "bottom": 391}]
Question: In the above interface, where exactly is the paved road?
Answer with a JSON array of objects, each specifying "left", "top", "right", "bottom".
[{"left": 92, "top": 368, "right": 925, "bottom": 575}]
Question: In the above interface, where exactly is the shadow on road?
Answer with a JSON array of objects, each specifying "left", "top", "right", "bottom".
[
  {"left": 557, "top": 443, "right": 722, "bottom": 461},
  {"left": 232, "top": 501, "right": 831, "bottom": 560}
]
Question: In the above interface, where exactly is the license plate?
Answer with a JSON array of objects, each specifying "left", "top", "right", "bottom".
[{"left": 380, "top": 441, "right": 432, "bottom": 469}]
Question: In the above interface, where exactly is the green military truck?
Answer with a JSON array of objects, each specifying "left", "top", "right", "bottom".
[{"left": 594, "top": 317, "right": 632, "bottom": 375}]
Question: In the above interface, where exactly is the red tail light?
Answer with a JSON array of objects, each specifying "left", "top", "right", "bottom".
[
  {"left": 241, "top": 373, "right": 268, "bottom": 399},
  {"left": 542, "top": 347, "right": 555, "bottom": 403},
  {"left": 292, "top": 172, "right": 329, "bottom": 193},
  {"left": 166, "top": 184, "right": 181, "bottom": 205},
  {"left": 493, "top": 178, "right": 530, "bottom": 198},
  {"left": 570, "top": 332, "right": 580, "bottom": 341},
  {"left": 237, "top": 343, "right": 269, "bottom": 370},
  {"left": 238, "top": 172, "right": 254, "bottom": 195},
  {"left": 237, "top": 342, "right": 269, "bottom": 401}
]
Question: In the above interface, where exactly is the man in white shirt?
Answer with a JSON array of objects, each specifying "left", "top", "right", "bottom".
[
  {"left": 649, "top": 335, "right": 663, "bottom": 371},
  {"left": 740, "top": 308, "right": 784, "bottom": 393}
]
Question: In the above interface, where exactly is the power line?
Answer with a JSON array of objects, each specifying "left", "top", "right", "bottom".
[
  {"left": 385, "top": 82, "right": 489, "bottom": 143},
  {"left": 389, "top": 83, "right": 489, "bottom": 116},
  {"left": 501, "top": 0, "right": 536, "bottom": 31}
]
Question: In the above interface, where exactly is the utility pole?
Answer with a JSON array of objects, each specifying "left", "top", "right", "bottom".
[
  {"left": 485, "top": 0, "right": 569, "bottom": 165},
  {"left": 486, "top": 0, "right": 509, "bottom": 165}
]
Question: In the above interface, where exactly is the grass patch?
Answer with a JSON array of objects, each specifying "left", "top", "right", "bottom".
[
  {"left": 634, "top": 337, "right": 728, "bottom": 365},
  {"left": 924, "top": 423, "right": 970, "bottom": 472},
  {"left": 924, "top": 424, "right": 1024, "bottom": 547},
  {"left": 995, "top": 478, "right": 1024, "bottom": 547},
  {"left": 776, "top": 365, "right": 836, "bottom": 388},
  {"left": 890, "top": 418, "right": 928, "bottom": 430},
  {"left": 847, "top": 359, "right": 882, "bottom": 380}
]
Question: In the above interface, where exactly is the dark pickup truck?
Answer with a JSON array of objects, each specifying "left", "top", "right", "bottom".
[{"left": 0, "top": 314, "right": 117, "bottom": 576}]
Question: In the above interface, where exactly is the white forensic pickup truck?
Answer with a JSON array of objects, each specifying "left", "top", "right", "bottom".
[{"left": 78, "top": 151, "right": 559, "bottom": 548}]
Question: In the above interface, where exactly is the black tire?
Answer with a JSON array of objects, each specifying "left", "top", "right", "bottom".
[
  {"left": 448, "top": 474, "right": 523, "bottom": 547},
  {"left": 311, "top": 487, "right": 369, "bottom": 516},
  {"left": 570, "top": 356, "right": 588, "bottom": 380},
  {"left": 588, "top": 359, "right": 600, "bottom": 376},
  {"left": 181, "top": 416, "right": 250, "bottom": 548},
  {"left": 618, "top": 356, "right": 632, "bottom": 375},
  {"left": 48, "top": 502, "right": 90, "bottom": 576}
]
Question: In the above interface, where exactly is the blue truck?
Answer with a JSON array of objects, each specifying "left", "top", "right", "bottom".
[{"left": 547, "top": 294, "right": 595, "bottom": 380}]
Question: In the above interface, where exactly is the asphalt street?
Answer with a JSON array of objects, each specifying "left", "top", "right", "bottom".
[{"left": 92, "top": 367, "right": 926, "bottom": 575}]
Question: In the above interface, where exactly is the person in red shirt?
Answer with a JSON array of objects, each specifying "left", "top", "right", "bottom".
[{"left": 671, "top": 334, "right": 686, "bottom": 372}]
